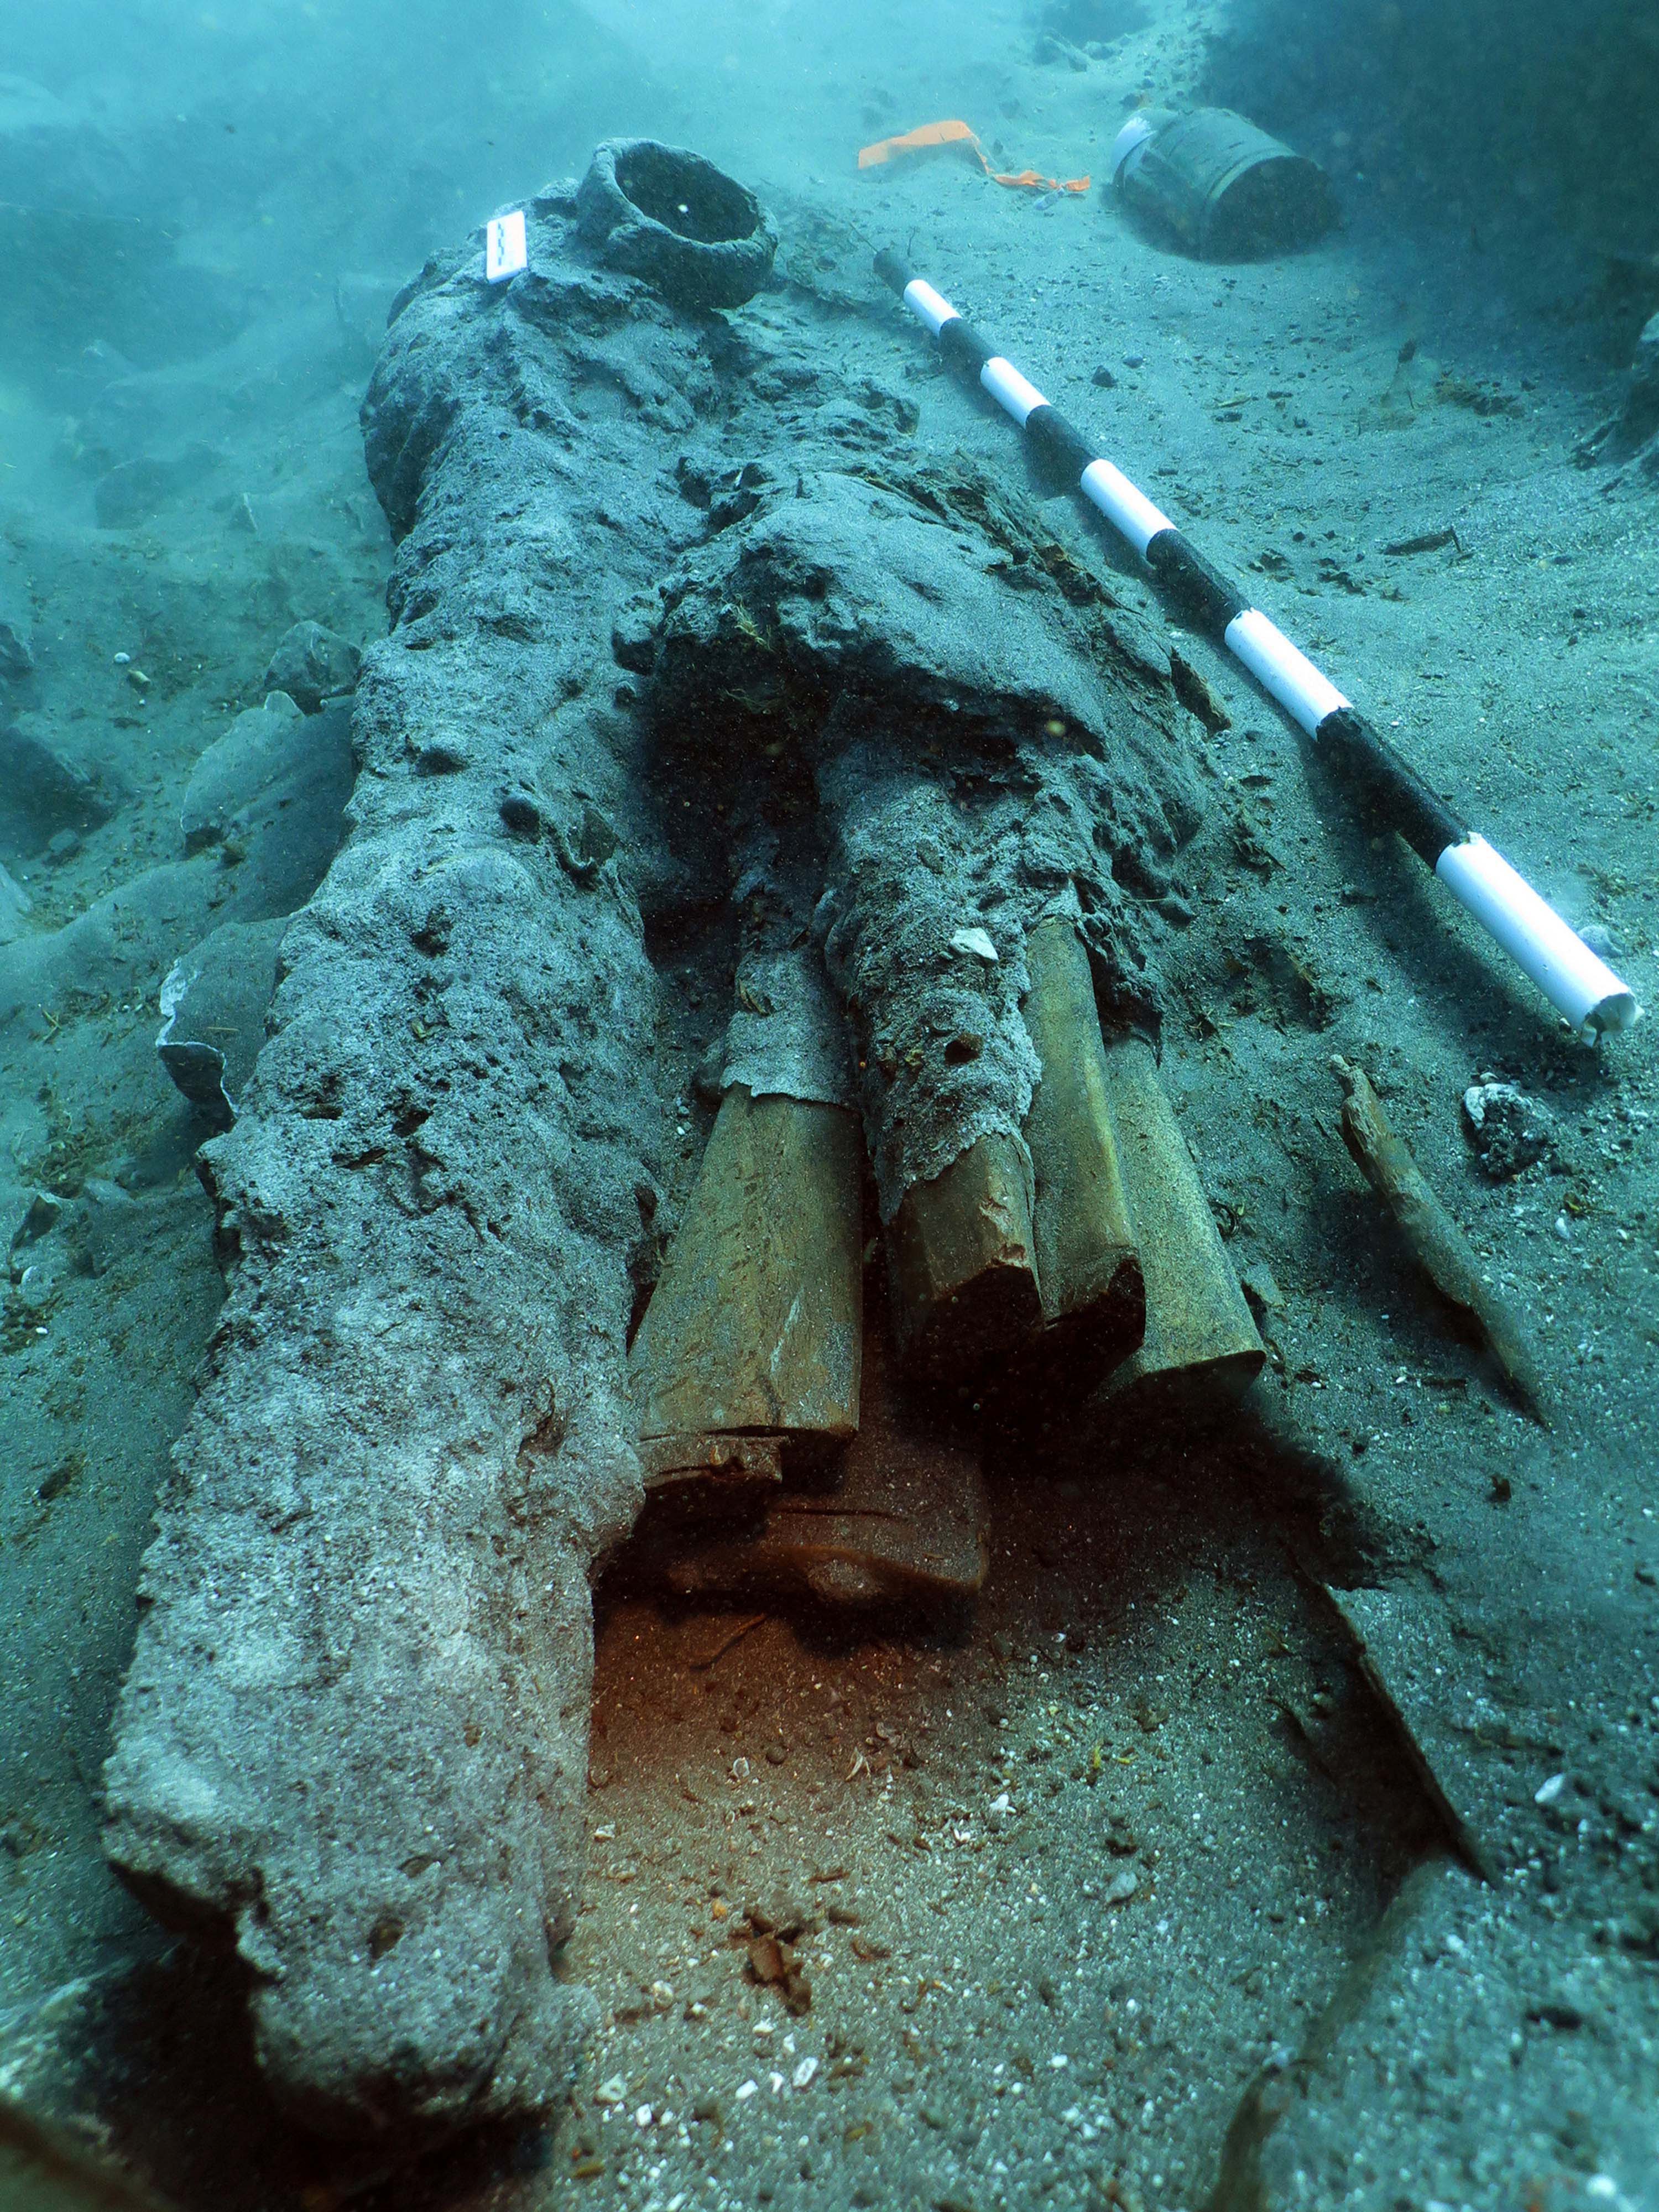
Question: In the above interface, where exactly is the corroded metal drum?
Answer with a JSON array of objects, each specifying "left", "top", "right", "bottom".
[{"left": 1112, "top": 106, "right": 1335, "bottom": 260}]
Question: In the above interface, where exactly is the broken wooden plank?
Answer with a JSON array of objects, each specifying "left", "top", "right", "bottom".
[
  {"left": 1315, "top": 1583, "right": 1496, "bottom": 1881},
  {"left": 636, "top": 1432, "right": 784, "bottom": 1530},
  {"left": 629, "top": 1085, "right": 863, "bottom": 1459},
  {"left": 659, "top": 1314, "right": 987, "bottom": 1611}
]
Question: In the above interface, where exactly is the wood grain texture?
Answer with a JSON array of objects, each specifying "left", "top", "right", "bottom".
[
  {"left": 630, "top": 1086, "right": 863, "bottom": 1449},
  {"left": 1020, "top": 917, "right": 1146, "bottom": 1384},
  {"left": 1094, "top": 1033, "right": 1264, "bottom": 1413},
  {"left": 887, "top": 1131, "right": 1043, "bottom": 1381}
]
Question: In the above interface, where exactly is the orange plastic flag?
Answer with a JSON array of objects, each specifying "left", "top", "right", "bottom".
[{"left": 857, "top": 118, "right": 1089, "bottom": 196}]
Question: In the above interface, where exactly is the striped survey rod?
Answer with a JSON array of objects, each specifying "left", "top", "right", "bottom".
[{"left": 873, "top": 249, "right": 1640, "bottom": 1038}]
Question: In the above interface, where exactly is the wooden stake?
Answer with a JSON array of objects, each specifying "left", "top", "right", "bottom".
[
  {"left": 630, "top": 1084, "right": 863, "bottom": 1461},
  {"left": 1094, "top": 1034, "right": 1264, "bottom": 1416},
  {"left": 1332, "top": 1057, "right": 1548, "bottom": 1424}
]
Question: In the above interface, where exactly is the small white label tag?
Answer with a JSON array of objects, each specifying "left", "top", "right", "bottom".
[{"left": 486, "top": 209, "right": 528, "bottom": 283}]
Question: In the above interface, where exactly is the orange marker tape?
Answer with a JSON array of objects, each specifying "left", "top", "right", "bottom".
[{"left": 857, "top": 118, "right": 1089, "bottom": 196}]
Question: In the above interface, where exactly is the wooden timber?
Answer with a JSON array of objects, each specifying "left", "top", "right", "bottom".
[
  {"left": 629, "top": 1084, "right": 863, "bottom": 1464},
  {"left": 1018, "top": 917, "right": 1145, "bottom": 1388},
  {"left": 887, "top": 1131, "right": 1044, "bottom": 1382},
  {"left": 658, "top": 1306, "right": 988, "bottom": 1611},
  {"left": 1094, "top": 1033, "right": 1264, "bottom": 1417}
]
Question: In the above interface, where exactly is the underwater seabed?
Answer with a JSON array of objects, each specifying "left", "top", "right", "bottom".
[{"left": 3, "top": 2, "right": 1659, "bottom": 2209}]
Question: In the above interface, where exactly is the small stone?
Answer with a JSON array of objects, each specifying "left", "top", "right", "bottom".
[
  {"left": 792, "top": 2056, "right": 818, "bottom": 2088},
  {"left": 1102, "top": 1869, "right": 1139, "bottom": 1906},
  {"left": 950, "top": 926, "right": 998, "bottom": 963},
  {"left": 1535, "top": 1772, "right": 1567, "bottom": 1807},
  {"left": 595, "top": 2075, "right": 627, "bottom": 2106},
  {"left": 1091, "top": 366, "right": 1118, "bottom": 389},
  {"left": 1123, "top": 353, "right": 1145, "bottom": 369},
  {"left": 263, "top": 620, "right": 363, "bottom": 715},
  {"left": 1463, "top": 1080, "right": 1552, "bottom": 1179}
]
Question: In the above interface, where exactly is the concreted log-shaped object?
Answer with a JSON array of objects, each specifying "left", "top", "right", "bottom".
[
  {"left": 1093, "top": 1033, "right": 1263, "bottom": 1416},
  {"left": 888, "top": 1131, "right": 1044, "bottom": 1383},
  {"left": 1019, "top": 916, "right": 1144, "bottom": 1387},
  {"left": 629, "top": 1084, "right": 863, "bottom": 1464},
  {"left": 102, "top": 172, "right": 741, "bottom": 2145}
]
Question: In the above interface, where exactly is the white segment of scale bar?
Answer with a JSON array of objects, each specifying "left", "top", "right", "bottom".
[
  {"left": 1436, "top": 834, "right": 1640, "bottom": 1034},
  {"left": 980, "top": 357, "right": 1048, "bottom": 425},
  {"left": 1224, "top": 609, "right": 1349, "bottom": 734},
  {"left": 902, "top": 278, "right": 959, "bottom": 336},
  {"left": 1079, "top": 459, "right": 1172, "bottom": 559}
]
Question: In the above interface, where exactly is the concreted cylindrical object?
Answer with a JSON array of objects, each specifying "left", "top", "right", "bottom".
[
  {"left": 1093, "top": 1034, "right": 1264, "bottom": 1417},
  {"left": 577, "top": 139, "right": 779, "bottom": 310},
  {"left": 888, "top": 1131, "right": 1043, "bottom": 1383},
  {"left": 629, "top": 1083, "right": 863, "bottom": 1464},
  {"left": 1111, "top": 107, "right": 1335, "bottom": 262},
  {"left": 1019, "top": 918, "right": 1144, "bottom": 1385}
]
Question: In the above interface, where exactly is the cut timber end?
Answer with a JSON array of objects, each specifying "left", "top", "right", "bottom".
[
  {"left": 637, "top": 1432, "right": 784, "bottom": 1532},
  {"left": 1018, "top": 917, "right": 1146, "bottom": 1389},
  {"left": 887, "top": 1131, "right": 1043, "bottom": 1383},
  {"left": 1093, "top": 1034, "right": 1264, "bottom": 1418},
  {"left": 663, "top": 1311, "right": 988, "bottom": 1611},
  {"left": 629, "top": 1086, "right": 863, "bottom": 1453}
]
